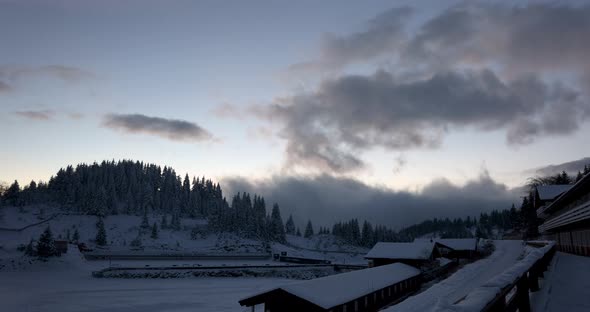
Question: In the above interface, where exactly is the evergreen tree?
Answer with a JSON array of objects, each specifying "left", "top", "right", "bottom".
[
  {"left": 140, "top": 211, "right": 150, "bottom": 229},
  {"left": 285, "top": 215, "right": 296, "bottom": 235},
  {"left": 296, "top": 227, "right": 302, "bottom": 237},
  {"left": 37, "top": 226, "right": 58, "bottom": 257},
  {"left": 150, "top": 222, "right": 159, "bottom": 239},
  {"left": 161, "top": 214, "right": 168, "bottom": 229},
  {"left": 304, "top": 220, "right": 314, "bottom": 238},
  {"left": 576, "top": 171, "right": 584, "bottom": 182},
  {"left": 270, "top": 204, "right": 286, "bottom": 243},
  {"left": 170, "top": 213, "right": 181, "bottom": 230},
  {"left": 361, "top": 221, "right": 375, "bottom": 247},
  {"left": 95, "top": 218, "right": 107, "bottom": 246},
  {"left": 25, "top": 239, "right": 35, "bottom": 256},
  {"left": 72, "top": 228, "right": 80, "bottom": 242},
  {"left": 3, "top": 180, "right": 21, "bottom": 206}
]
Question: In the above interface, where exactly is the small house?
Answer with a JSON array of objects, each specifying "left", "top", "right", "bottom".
[
  {"left": 414, "top": 238, "right": 479, "bottom": 259},
  {"left": 364, "top": 242, "right": 441, "bottom": 268},
  {"left": 535, "top": 184, "right": 572, "bottom": 218},
  {"left": 239, "top": 263, "right": 421, "bottom": 312}
]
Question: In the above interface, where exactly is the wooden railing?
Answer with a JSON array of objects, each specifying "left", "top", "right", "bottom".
[
  {"left": 481, "top": 244, "right": 555, "bottom": 312},
  {"left": 433, "top": 242, "right": 556, "bottom": 312}
]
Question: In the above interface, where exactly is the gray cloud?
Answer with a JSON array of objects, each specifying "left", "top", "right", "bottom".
[
  {"left": 0, "top": 65, "right": 95, "bottom": 84},
  {"left": 289, "top": 7, "right": 413, "bottom": 74},
  {"left": 0, "top": 80, "right": 11, "bottom": 92},
  {"left": 263, "top": 69, "right": 586, "bottom": 172},
  {"left": 14, "top": 110, "right": 54, "bottom": 121},
  {"left": 529, "top": 157, "right": 590, "bottom": 177},
  {"left": 266, "top": 3, "right": 590, "bottom": 173},
  {"left": 297, "top": 3, "right": 590, "bottom": 75},
  {"left": 221, "top": 171, "right": 519, "bottom": 229},
  {"left": 103, "top": 113, "right": 213, "bottom": 142}
]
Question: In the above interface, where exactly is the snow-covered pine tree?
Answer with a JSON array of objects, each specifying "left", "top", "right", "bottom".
[
  {"left": 37, "top": 226, "right": 58, "bottom": 257},
  {"left": 171, "top": 213, "right": 181, "bottom": 230},
  {"left": 25, "top": 239, "right": 35, "bottom": 256},
  {"left": 140, "top": 211, "right": 150, "bottom": 229},
  {"left": 285, "top": 215, "right": 295, "bottom": 235},
  {"left": 270, "top": 203, "right": 286, "bottom": 243},
  {"left": 304, "top": 220, "right": 314, "bottom": 238},
  {"left": 95, "top": 217, "right": 107, "bottom": 246},
  {"left": 161, "top": 214, "right": 168, "bottom": 229},
  {"left": 72, "top": 228, "right": 80, "bottom": 242},
  {"left": 151, "top": 222, "right": 159, "bottom": 239},
  {"left": 296, "top": 227, "right": 302, "bottom": 237}
]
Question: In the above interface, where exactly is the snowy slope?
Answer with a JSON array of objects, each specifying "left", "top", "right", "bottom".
[{"left": 383, "top": 240, "right": 525, "bottom": 312}]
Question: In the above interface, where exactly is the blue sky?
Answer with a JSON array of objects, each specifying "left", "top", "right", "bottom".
[{"left": 1, "top": 0, "right": 589, "bottom": 197}]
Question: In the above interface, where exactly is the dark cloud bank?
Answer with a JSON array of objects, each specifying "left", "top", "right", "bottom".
[
  {"left": 103, "top": 113, "right": 212, "bottom": 142},
  {"left": 222, "top": 172, "right": 520, "bottom": 229},
  {"left": 257, "top": 3, "right": 590, "bottom": 173}
]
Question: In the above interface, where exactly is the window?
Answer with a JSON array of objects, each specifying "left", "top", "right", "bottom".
[
  {"left": 343, "top": 304, "right": 347, "bottom": 312},
  {"left": 355, "top": 300, "right": 358, "bottom": 312}
]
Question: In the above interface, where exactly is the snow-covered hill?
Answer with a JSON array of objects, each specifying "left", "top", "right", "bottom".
[{"left": 0, "top": 205, "right": 368, "bottom": 270}]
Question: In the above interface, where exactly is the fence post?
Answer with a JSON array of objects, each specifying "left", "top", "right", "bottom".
[
  {"left": 529, "top": 269, "right": 540, "bottom": 292},
  {"left": 516, "top": 274, "right": 531, "bottom": 312}
]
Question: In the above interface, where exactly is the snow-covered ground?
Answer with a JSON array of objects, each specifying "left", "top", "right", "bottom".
[
  {"left": 384, "top": 240, "right": 525, "bottom": 312},
  {"left": 0, "top": 246, "right": 288, "bottom": 312},
  {"left": 0, "top": 206, "right": 368, "bottom": 311},
  {"left": 531, "top": 251, "right": 590, "bottom": 312}
]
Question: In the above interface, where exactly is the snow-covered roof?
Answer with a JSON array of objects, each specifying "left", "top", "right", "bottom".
[
  {"left": 536, "top": 185, "right": 572, "bottom": 201},
  {"left": 414, "top": 238, "right": 478, "bottom": 251},
  {"left": 240, "top": 263, "right": 420, "bottom": 309},
  {"left": 365, "top": 242, "right": 435, "bottom": 260}
]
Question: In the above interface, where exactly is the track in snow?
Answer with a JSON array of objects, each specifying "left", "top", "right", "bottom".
[{"left": 384, "top": 240, "right": 524, "bottom": 312}]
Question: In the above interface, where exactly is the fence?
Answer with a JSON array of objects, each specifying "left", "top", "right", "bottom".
[{"left": 433, "top": 242, "right": 556, "bottom": 312}]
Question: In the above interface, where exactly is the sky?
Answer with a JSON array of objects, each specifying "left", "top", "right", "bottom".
[{"left": 1, "top": 0, "right": 590, "bottom": 227}]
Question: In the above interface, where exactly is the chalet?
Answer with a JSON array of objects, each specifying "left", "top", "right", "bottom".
[
  {"left": 534, "top": 184, "right": 572, "bottom": 217},
  {"left": 413, "top": 238, "right": 479, "bottom": 259},
  {"left": 365, "top": 242, "right": 441, "bottom": 268},
  {"left": 538, "top": 173, "right": 590, "bottom": 256},
  {"left": 239, "top": 263, "right": 421, "bottom": 312}
]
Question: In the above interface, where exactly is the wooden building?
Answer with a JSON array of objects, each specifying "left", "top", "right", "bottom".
[
  {"left": 414, "top": 238, "right": 479, "bottom": 259},
  {"left": 365, "top": 242, "right": 441, "bottom": 268},
  {"left": 239, "top": 263, "right": 421, "bottom": 312},
  {"left": 534, "top": 184, "right": 572, "bottom": 216},
  {"left": 538, "top": 173, "right": 590, "bottom": 256}
]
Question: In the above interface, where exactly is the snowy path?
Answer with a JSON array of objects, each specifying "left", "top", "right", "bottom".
[
  {"left": 531, "top": 252, "right": 590, "bottom": 312},
  {"left": 384, "top": 240, "right": 524, "bottom": 312}
]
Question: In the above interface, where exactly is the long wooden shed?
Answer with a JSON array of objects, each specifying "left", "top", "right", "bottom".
[{"left": 239, "top": 263, "right": 421, "bottom": 312}]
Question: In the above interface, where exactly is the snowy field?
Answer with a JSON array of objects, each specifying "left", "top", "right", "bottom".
[
  {"left": 0, "top": 250, "right": 288, "bottom": 312},
  {"left": 385, "top": 240, "right": 525, "bottom": 312}
]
